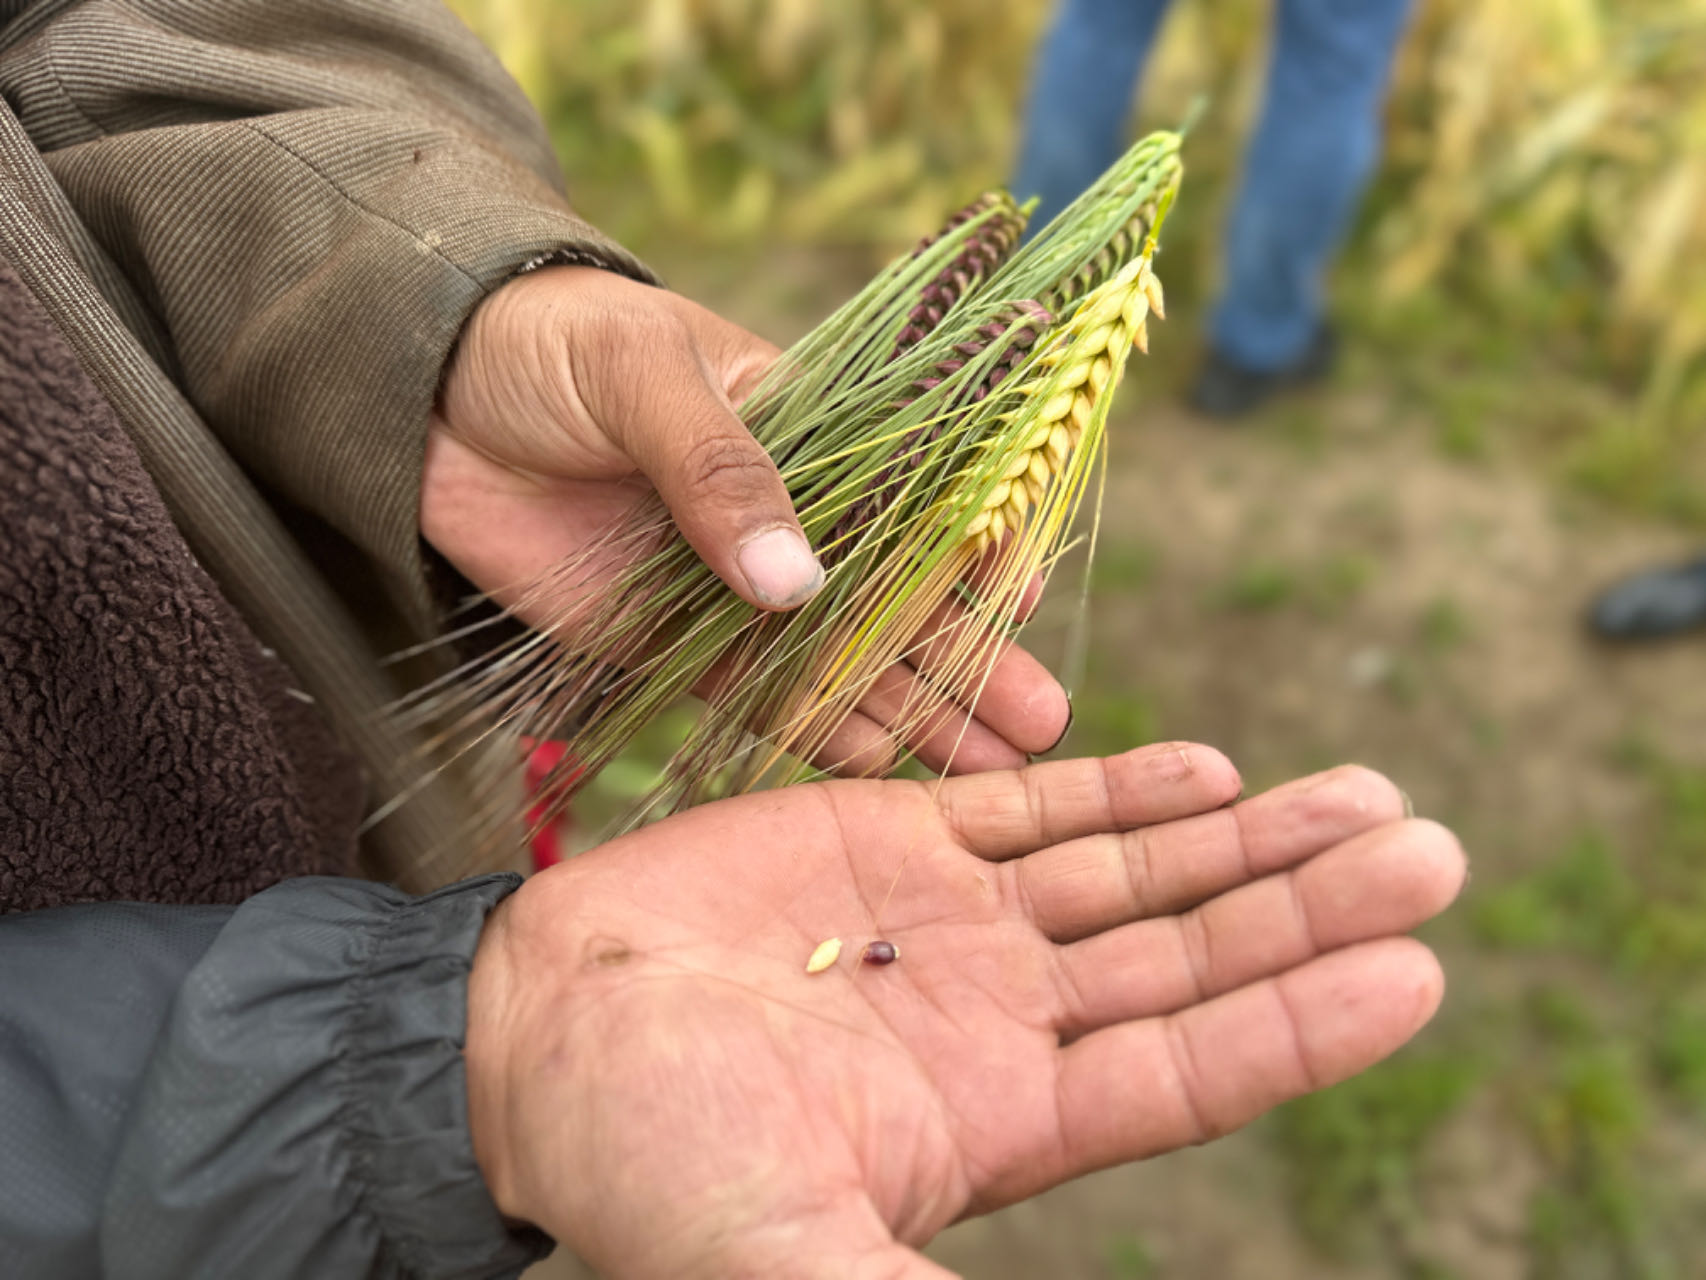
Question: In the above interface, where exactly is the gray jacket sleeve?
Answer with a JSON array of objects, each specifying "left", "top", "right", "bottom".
[
  {"left": 0, "top": 873, "right": 550, "bottom": 1279},
  {"left": 0, "top": 0, "right": 658, "bottom": 633}
]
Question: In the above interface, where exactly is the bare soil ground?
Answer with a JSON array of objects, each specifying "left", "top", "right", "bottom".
[{"left": 525, "top": 246, "right": 1706, "bottom": 1280}]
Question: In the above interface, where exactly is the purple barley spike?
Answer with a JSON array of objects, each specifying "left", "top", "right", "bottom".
[
  {"left": 830, "top": 299, "right": 1054, "bottom": 553},
  {"left": 891, "top": 192, "right": 1028, "bottom": 359}
]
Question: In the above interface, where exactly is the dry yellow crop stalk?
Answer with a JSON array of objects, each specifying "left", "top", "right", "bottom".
[{"left": 962, "top": 253, "right": 1164, "bottom": 554}]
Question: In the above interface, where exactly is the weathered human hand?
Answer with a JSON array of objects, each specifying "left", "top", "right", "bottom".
[
  {"left": 464, "top": 743, "right": 1464, "bottom": 1278},
  {"left": 422, "top": 265, "right": 1068, "bottom": 774}
]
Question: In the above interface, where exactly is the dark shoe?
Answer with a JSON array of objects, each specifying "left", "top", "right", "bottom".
[
  {"left": 1188, "top": 325, "right": 1338, "bottom": 419},
  {"left": 1589, "top": 557, "right": 1706, "bottom": 641}
]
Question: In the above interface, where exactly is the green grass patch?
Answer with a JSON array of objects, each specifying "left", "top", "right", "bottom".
[
  {"left": 1214, "top": 560, "right": 1297, "bottom": 612},
  {"left": 1566, "top": 420, "right": 1706, "bottom": 529},
  {"left": 1429, "top": 377, "right": 1501, "bottom": 462},
  {"left": 1211, "top": 552, "right": 1380, "bottom": 618},
  {"left": 1308, "top": 551, "right": 1378, "bottom": 619},
  {"left": 1464, "top": 746, "right": 1706, "bottom": 1276},
  {"left": 1102, "top": 1231, "right": 1156, "bottom": 1279},
  {"left": 1339, "top": 267, "right": 1705, "bottom": 531},
  {"left": 1470, "top": 831, "right": 1639, "bottom": 962},
  {"left": 1653, "top": 1002, "right": 1706, "bottom": 1113},
  {"left": 1089, "top": 539, "right": 1160, "bottom": 594},
  {"left": 1523, "top": 984, "right": 1601, "bottom": 1048},
  {"left": 1274, "top": 1053, "right": 1480, "bottom": 1259},
  {"left": 1419, "top": 596, "right": 1471, "bottom": 654},
  {"left": 1274, "top": 404, "right": 1329, "bottom": 459},
  {"left": 1071, "top": 687, "right": 1163, "bottom": 757},
  {"left": 1523, "top": 1047, "right": 1670, "bottom": 1280}
]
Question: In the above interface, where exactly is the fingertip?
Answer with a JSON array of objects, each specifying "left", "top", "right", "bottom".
[
  {"left": 1042, "top": 690, "right": 1074, "bottom": 755},
  {"left": 1330, "top": 818, "right": 1468, "bottom": 922},
  {"left": 1371, "top": 936, "right": 1448, "bottom": 1034},
  {"left": 1130, "top": 740, "right": 1241, "bottom": 804},
  {"left": 1340, "top": 936, "right": 1447, "bottom": 1032},
  {"left": 1012, "top": 680, "right": 1072, "bottom": 757},
  {"left": 1284, "top": 939, "right": 1447, "bottom": 1087},
  {"left": 970, "top": 648, "right": 1071, "bottom": 756},
  {"left": 1314, "top": 764, "right": 1407, "bottom": 821},
  {"left": 1401, "top": 817, "right": 1471, "bottom": 908},
  {"left": 735, "top": 525, "right": 825, "bottom": 610}
]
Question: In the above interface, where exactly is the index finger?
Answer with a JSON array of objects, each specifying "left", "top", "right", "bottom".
[{"left": 934, "top": 742, "right": 1242, "bottom": 861}]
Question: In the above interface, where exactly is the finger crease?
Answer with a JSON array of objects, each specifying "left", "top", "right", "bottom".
[
  {"left": 1226, "top": 803, "right": 1260, "bottom": 883},
  {"left": 1285, "top": 869, "right": 1322, "bottom": 956},
  {"left": 1118, "top": 827, "right": 1154, "bottom": 917},
  {"left": 1161, "top": 1015, "right": 1216, "bottom": 1144},
  {"left": 1177, "top": 909, "right": 1214, "bottom": 1005},
  {"left": 1005, "top": 859, "right": 1044, "bottom": 931},
  {"left": 1271, "top": 977, "right": 1325, "bottom": 1093},
  {"left": 1023, "top": 769, "right": 1054, "bottom": 846},
  {"left": 1050, "top": 950, "right": 1093, "bottom": 1037},
  {"left": 1092, "top": 757, "right": 1117, "bottom": 829}
]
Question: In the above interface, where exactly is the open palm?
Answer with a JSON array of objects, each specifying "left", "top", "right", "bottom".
[{"left": 466, "top": 742, "right": 1464, "bottom": 1278}]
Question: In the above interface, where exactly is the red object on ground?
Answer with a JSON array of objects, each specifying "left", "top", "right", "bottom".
[{"left": 521, "top": 738, "right": 583, "bottom": 872}]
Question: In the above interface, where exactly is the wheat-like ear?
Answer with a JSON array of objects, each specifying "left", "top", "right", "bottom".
[{"left": 387, "top": 131, "right": 1185, "bottom": 862}]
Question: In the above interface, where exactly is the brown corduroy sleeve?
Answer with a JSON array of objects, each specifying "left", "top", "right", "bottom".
[{"left": 0, "top": 0, "right": 657, "bottom": 626}]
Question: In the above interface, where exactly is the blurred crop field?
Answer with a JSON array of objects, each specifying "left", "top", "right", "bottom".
[{"left": 450, "top": 1, "right": 1706, "bottom": 1277}]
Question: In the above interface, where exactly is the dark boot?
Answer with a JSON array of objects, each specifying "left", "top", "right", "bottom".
[
  {"left": 1188, "top": 325, "right": 1338, "bottom": 419},
  {"left": 1589, "top": 558, "right": 1706, "bottom": 641}
]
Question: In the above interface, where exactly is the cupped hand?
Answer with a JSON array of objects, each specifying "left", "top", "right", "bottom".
[
  {"left": 422, "top": 265, "right": 1068, "bottom": 775},
  {"left": 465, "top": 743, "right": 1465, "bottom": 1278}
]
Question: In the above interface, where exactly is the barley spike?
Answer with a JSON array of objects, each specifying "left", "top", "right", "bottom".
[{"left": 963, "top": 254, "right": 1163, "bottom": 554}]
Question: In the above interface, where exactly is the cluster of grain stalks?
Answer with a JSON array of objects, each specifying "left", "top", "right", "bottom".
[
  {"left": 452, "top": 0, "right": 1045, "bottom": 244},
  {"left": 390, "top": 133, "right": 1184, "bottom": 853},
  {"left": 451, "top": 0, "right": 1704, "bottom": 431},
  {"left": 1375, "top": 0, "right": 1706, "bottom": 425}
]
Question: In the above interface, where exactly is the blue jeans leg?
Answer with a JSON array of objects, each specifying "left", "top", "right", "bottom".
[
  {"left": 1012, "top": 0, "right": 1173, "bottom": 234},
  {"left": 1210, "top": 0, "right": 1415, "bottom": 371}
]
